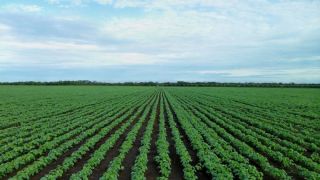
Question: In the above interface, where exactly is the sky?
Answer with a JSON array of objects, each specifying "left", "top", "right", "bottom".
[{"left": 0, "top": 0, "right": 319, "bottom": 83}]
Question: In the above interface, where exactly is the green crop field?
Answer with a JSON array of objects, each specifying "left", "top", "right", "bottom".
[{"left": 0, "top": 86, "right": 319, "bottom": 180}]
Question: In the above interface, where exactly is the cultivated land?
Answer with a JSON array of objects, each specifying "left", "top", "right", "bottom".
[{"left": 0, "top": 86, "right": 319, "bottom": 180}]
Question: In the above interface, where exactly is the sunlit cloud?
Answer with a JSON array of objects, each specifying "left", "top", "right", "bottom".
[
  {"left": 0, "top": 0, "right": 319, "bottom": 82},
  {"left": 1, "top": 4, "right": 42, "bottom": 13}
]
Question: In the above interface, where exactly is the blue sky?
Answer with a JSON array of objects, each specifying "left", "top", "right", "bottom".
[{"left": 0, "top": 0, "right": 319, "bottom": 82}]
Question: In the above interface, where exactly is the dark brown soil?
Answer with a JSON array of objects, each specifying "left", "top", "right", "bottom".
[
  {"left": 3, "top": 109, "right": 99, "bottom": 165},
  {"left": 30, "top": 105, "right": 133, "bottom": 180},
  {"left": 60, "top": 93, "right": 156, "bottom": 179},
  {"left": 145, "top": 95, "right": 161, "bottom": 180},
  {"left": 61, "top": 96, "right": 155, "bottom": 180},
  {"left": 4, "top": 103, "right": 115, "bottom": 179},
  {"left": 188, "top": 101, "right": 303, "bottom": 180},
  {"left": 163, "top": 94, "right": 211, "bottom": 180},
  {"left": 163, "top": 95, "right": 184, "bottom": 180},
  {"left": 115, "top": 96, "right": 158, "bottom": 180}
]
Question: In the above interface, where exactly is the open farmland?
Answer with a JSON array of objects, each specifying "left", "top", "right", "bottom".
[{"left": 0, "top": 86, "right": 319, "bottom": 180}]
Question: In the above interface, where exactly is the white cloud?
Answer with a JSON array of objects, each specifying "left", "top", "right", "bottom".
[
  {"left": 114, "top": 0, "right": 237, "bottom": 9},
  {"left": 47, "top": 0, "right": 60, "bottom": 4},
  {"left": 104, "top": 1, "right": 320, "bottom": 43},
  {"left": 5, "top": 40, "right": 103, "bottom": 51},
  {"left": 0, "top": 35, "right": 166, "bottom": 67},
  {"left": 196, "top": 69, "right": 261, "bottom": 77},
  {"left": 287, "top": 56, "right": 320, "bottom": 62},
  {"left": 47, "top": 0, "right": 113, "bottom": 6},
  {"left": 1, "top": 4, "right": 42, "bottom": 13},
  {"left": 0, "top": 23, "right": 11, "bottom": 33},
  {"left": 195, "top": 67, "right": 320, "bottom": 79},
  {"left": 95, "top": 0, "right": 113, "bottom": 5},
  {"left": 98, "top": 0, "right": 320, "bottom": 68},
  {"left": 1, "top": 0, "right": 320, "bottom": 82}
]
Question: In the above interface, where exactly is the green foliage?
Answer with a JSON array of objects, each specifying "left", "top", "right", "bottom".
[{"left": 0, "top": 86, "right": 319, "bottom": 180}]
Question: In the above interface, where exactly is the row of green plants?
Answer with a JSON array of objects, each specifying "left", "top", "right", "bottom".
[
  {"left": 172, "top": 91, "right": 320, "bottom": 179},
  {"left": 0, "top": 89, "right": 138, "bottom": 131},
  {"left": 0, "top": 101, "right": 97, "bottom": 144},
  {"left": 0, "top": 98, "right": 124, "bottom": 164},
  {"left": 182, "top": 91, "right": 320, "bottom": 173},
  {"left": 154, "top": 94, "right": 171, "bottom": 180},
  {"left": 180, "top": 92, "right": 316, "bottom": 153},
  {"left": 180, "top": 92, "right": 320, "bottom": 173},
  {"left": 0, "top": 91, "right": 142, "bottom": 153},
  {"left": 0, "top": 87, "right": 146, "bottom": 128},
  {"left": 193, "top": 90, "right": 320, "bottom": 145},
  {"left": 162, "top": 96, "right": 197, "bottom": 180},
  {"left": 1, "top": 115, "right": 104, "bottom": 179},
  {"left": 41, "top": 93, "right": 154, "bottom": 180},
  {"left": 193, "top": 87, "right": 319, "bottom": 122},
  {"left": 0, "top": 99, "right": 90, "bottom": 130},
  {"left": 2, "top": 87, "right": 318, "bottom": 179},
  {"left": 168, "top": 92, "right": 290, "bottom": 179},
  {"left": 131, "top": 94, "right": 159, "bottom": 180},
  {"left": 1, "top": 92, "right": 152, "bottom": 179},
  {"left": 175, "top": 96, "right": 263, "bottom": 179},
  {"left": 165, "top": 93, "right": 234, "bottom": 179},
  {"left": 174, "top": 90, "right": 319, "bottom": 153},
  {"left": 99, "top": 94, "right": 159, "bottom": 179}
]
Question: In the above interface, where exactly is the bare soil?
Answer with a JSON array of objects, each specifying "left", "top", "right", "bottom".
[
  {"left": 145, "top": 96, "right": 161, "bottom": 180},
  {"left": 163, "top": 94, "right": 211, "bottom": 180}
]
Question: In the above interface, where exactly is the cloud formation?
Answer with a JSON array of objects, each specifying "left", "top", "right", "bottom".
[
  {"left": 0, "top": 0, "right": 319, "bottom": 82},
  {"left": 1, "top": 4, "right": 42, "bottom": 13}
]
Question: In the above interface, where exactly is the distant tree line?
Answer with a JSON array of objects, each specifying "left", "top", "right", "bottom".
[{"left": 0, "top": 80, "right": 319, "bottom": 88}]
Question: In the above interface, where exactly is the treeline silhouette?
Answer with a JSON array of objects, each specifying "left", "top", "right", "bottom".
[{"left": 0, "top": 80, "right": 319, "bottom": 88}]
